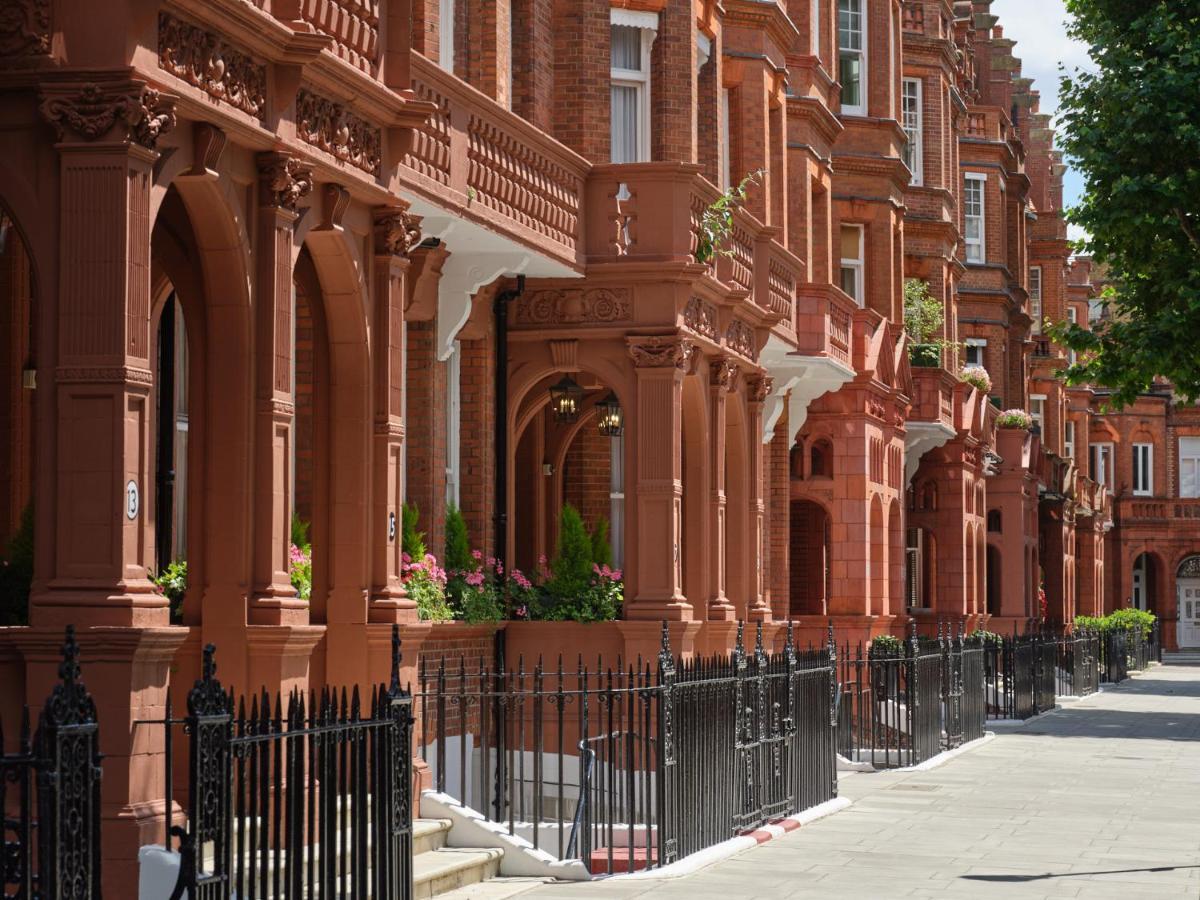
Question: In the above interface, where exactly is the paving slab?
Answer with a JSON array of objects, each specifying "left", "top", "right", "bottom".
[{"left": 514, "top": 665, "right": 1200, "bottom": 899}]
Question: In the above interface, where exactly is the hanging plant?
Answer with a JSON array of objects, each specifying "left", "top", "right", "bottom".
[
  {"left": 694, "top": 169, "right": 765, "bottom": 265},
  {"left": 997, "top": 409, "right": 1034, "bottom": 430}
]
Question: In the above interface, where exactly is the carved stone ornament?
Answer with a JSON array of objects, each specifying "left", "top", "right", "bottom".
[
  {"left": 1180, "top": 556, "right": 1200, "bottom": 579},
  {"left": 748, "top": 375, "right": 773, "bottom": 403},
  {"left": 683, "top": 297, "right": 718, "bottom": 340},
  {"left": 514, "top": 288, "right": 632, "bottom": 326},
  {"left": 296, "top": 88, "right": 382, "bottom": 177},
  {"left": 724, "top": 318, "right": 756, "bottom": 360},
  {"left": 0, "top": 0, "right": 50, "bottom": 57},
  {"left": 627, "top": 335, "right": 696, "bottom": 370},
  {"left": 374, "top": 207, "right": 422, "bottom": 256},
  {"left": 40, "top": 82, "right": 176, "bottom": 149},
  {"left": 710, "top": 358, "right": 739, "bottom": 391},
  {"left": 257, "top": 152, "right": 313, "bottom": 211},
  {"left": 158, "top": 12, "right": 267, "bottom": 122}
]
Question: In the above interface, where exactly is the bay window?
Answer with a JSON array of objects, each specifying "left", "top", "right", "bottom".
[
  {"left": 1180, "top": 438, "right": 1200, "bottom": 498},
  {"left": 902, "top": 78, "right": 923, "bottom": 185},
  {"left": 1029, "top": 266, "right": 1042, "bottom": 332},
  {"left": 1064, "top": 420, "right": 1076, "bottom": 462},
  {"left": 964, "top": 174, "right": 986, "bottom": 263},
  {"left": 611, "top": 12, "right": 657, "bottom": 164},
  {"left": 1133, "top": 443, "right": 1153, "bottom": 496},
  {"left": 1090, "top": 442, "right": 1113, "bottom": 491},
  {"left": 839, "top": 224, "right": 864, "bottom": 306},
  {"left": 1030, "top": 395, "right": 1046, "bottom": 435}
]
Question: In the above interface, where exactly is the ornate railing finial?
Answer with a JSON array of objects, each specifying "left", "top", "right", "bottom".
[
  {"left": 58, "top": 624, "right": 81, "bottom": 686},
  {"left": 390, "top": 624, "right": 403, "bottom": 693},
  {"left": 754, "top": 620, "right": 765, "bottom": 658}
]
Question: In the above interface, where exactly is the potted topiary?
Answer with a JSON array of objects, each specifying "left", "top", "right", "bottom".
[{"left": 903, "top": 279, "right": 955, "bottom": 367}]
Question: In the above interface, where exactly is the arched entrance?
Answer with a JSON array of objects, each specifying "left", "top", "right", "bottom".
[
  {"left": 789, "top": 499, "right": 829, "bottom": 616},
  {"left": 0, "top": 203, "right": 35, "bottom": 625},
  {"left": 1131, "top": 552, "right": 1160, "bottom": 613},
  {"left": 1176, "top": 556, "right": 1200, "bottom": 649}
]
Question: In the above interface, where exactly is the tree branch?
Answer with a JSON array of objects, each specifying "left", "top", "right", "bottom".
[{"left": 1176, "top": 208, "right": 1200, "bottom": 252}]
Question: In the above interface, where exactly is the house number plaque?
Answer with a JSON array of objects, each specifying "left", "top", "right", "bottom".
[{"left": 126, "top": 480, "right": 139, "bottom": 520}]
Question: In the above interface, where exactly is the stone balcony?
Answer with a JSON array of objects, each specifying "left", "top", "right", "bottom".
[
  {"left": 905, "top": 366, "right": 960, "bottom": 483},
  {"left": 1117, "top": 497, "right": 1200, "bottom": 524}
]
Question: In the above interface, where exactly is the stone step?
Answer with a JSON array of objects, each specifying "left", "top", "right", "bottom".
[
  {"left": 414, "top": 818, "right": 453, "bottom": 855},
  {"left": 434, "top": 876, "right": 553, "bottom": 899},
  {"left": 414, "top": 847, "right": 503, "bottom": 899}
]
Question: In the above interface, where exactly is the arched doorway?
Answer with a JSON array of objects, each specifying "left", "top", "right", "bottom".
[
  {"left": 1131, "top": 552, "right": 1159, "bottom": 613},
  {"left": 986, "top": 545, "right": 1002, "bottom": 616},
  {"left": 153, "top": 294, "right": 190, "bottom": 577},
  {"left": 1176, "top": 556, "right": 1200, "bottom": 649},
  {"left": 869, "top": 496, "right": 885, "bottom": 615},
  {"left": 0, "top": 204, "right": 35, "bottom": 625},
  {"left": 789, "top": 499, "right": 829, "bottom": 616}
]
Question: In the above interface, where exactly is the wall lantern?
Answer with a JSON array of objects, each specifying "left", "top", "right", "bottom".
[
  {"left": 549, "top": 375, "right": 584, "bottom": 424},
  {"left": 596, "top": 392, "right": 624, "bottom": 437}
]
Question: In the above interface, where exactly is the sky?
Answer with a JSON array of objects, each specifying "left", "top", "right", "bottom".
[{"left": 990, "top": 0, "right": 1094, "bottom": 243}]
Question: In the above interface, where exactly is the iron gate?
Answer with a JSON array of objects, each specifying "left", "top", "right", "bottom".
[{"left": 941, "top": 625, "right": 965, "bottom": 749}]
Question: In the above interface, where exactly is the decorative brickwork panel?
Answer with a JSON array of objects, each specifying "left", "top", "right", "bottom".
[
  {"left": 158, "top": 13, "right": 267, "bottom": 122},
  {"left": 295, "top": 88, "right": 382, "bottom": 176}
]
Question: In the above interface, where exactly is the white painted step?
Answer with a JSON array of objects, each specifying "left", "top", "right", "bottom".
[
  {"left": 414, "top": 847, "right": 503, "bottom": 899},
  {"left": 414, "top": 818, "right": 453, "bottom": 855}
]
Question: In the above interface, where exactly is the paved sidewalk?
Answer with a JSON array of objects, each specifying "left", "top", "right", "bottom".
[{"left": 510, "top": 664, "right": 1200, "bottom": 899}]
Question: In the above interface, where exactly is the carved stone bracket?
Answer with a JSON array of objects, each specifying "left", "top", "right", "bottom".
[
  {"left": 296, "top": 87, "right": 382, "bottom": 176},
  {"left": 0, "top": 0, "right": 50, "bottom": 58},
  {"left": 627, "top": 336, "right": 696, "bottom": 371},
  {"left": 319, "top": 183, "right": 351, "bottom": 231},
  {"left": 374, "top": 206, "right": 423, "bottom": 257},
  {"left": 40, "top": 80, "right": 176, "bottom": 149},
  {"left": 257, "top": 152, "right": 313, "bottom": 211},
  {"left": 747, "top": 375, "right": 773, "bottom": 404},
  {"left": 158, "top": 12, "right": 267, "bottom": 122},
  {"left": 710, "top": 358, "right": 739, "bottom": 392}
]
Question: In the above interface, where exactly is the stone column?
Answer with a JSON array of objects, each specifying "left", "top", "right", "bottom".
[
  {"left": 747, "top": 375, "right": 772, "bottom": 621},
  {"left": 370, "top": 207, "right": 421, "bottom": 622},
  {"left": 708, "top": 358, "right": 735, "bottom": 620},
  {"left": 249, "top": 153, "right": 311, "bottom": 626},
  {"left": 626, "top": 336, "right": 693, "bottom": 620},
  {"left": 37, "top": 75, "right": 187, "bottom": 896}
]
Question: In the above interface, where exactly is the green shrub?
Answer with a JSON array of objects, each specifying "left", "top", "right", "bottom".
[
  {"left": 547, "top": 505, "right": 593, "bottom": 599},
  {"left": 290, "top": 513, "right": 311, "bottom": 551},
  {"left": 590, "top": 517, "right": 612, "bottom": 569},
  {"left": 869, "top": 634, "right": 904, "bottom": 656},
  {"left": 970, "top": 629, "right": 1004, "bottom": 646},
  {"left": 1074, "top": 609, "right": 1156, "bottom": 638},
  {"left": 444, "top": 504, "right": 472, "bottom": 574},
  {"left": 152, "top": 559, "right": 188, "bottom": 621},
  {"left": 402, "top": 503, "right": 427, "bottom": 561}
]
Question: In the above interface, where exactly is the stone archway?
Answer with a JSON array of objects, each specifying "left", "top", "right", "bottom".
[
  {"left": 789, "top": 499, "right": 829, "bottom": 616},
  {"left": 1175, "top": 555, "right": 1200, "bottom": 649}
]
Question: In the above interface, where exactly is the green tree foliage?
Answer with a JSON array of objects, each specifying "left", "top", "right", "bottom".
[
  {"left": 1048, "top": 1, "right": 1200, "bottom": 407},
  {"left": 902, "top": 279, "right": 945, "bottom": 345},
  {"left": 444, "top": 504, "right": 472, "bottom": 573}
]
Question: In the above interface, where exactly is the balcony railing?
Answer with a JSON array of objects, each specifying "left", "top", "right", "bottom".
[
  {"left": 298, "top": 0, "right": 380, "bottom": 75},
  {"left": 909, "top": 368, "right": 956, "bottom": 428},
  {"left": 794, "top": 284, "right": 856, "bottom": 368},
  {"left": 1120, "top": 497, "right": 1200, "bottom": 522},
  {"left": 404, "top": 54, "right": 588, "bottom": 260},
  {"left": 586, "top": 164, "right": 800, "bottom": 328}
]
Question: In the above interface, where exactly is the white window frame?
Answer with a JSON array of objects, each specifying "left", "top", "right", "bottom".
[
  {"left": 838, "top": 0, "right": 866, "bottom": 116},
  {"left": 1088, "top": 298, "right": 1103, "bottom": 324},
  {"left": 445, "top": 341, "right": 461, "bottom": 507},
  {"left": 1132, "top": 443, "right": 1153, "bottom": 496},
  {"left": 610, "top": 11, "right": 658, "bottom": 165},
  {"left": 964, "top": 173, "right": 987, "bottom": 264},
  {"left": 1029, "top": 266, "right": 1042, "bottom": 333},
  {"left": 720, "top": 88, "right": 732, "bottom": 190},
  {"left": 1064, "top": 420, "right": 1076, "bottom": 462},
  {"left": 901, "top": 78, "right": 923, "bottom": 185},
  {"left": 811, "top": 0, "right": 821, "bottom": 57},
  {"left": 610, "top": 434, "right": 625, "bottom": 568},
  {"left": 839, "top": 223, "right": 865, "bottom": 307},
  {"left": 965, "top": 338, "right": 987, "bottom": 369},
  {"left": 1180, "top": 437, "right": 1200, "bottom": 499},
  {"left": 1091, "top": 441, "right": 1114, "bottom": 491},
  {"left": 1068, "top": 307, "right": 1077, "bottom": 325},
  {"left": 1030, "top": 394, "right": 1046, "bottom": 435},
  {"left": 438, "top": 0, "right": 455, "bottom": 72}
]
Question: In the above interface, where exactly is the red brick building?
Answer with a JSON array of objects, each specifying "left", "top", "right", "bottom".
[{"left": 0, "top": 0, "right": 1180, "bottom": 888}]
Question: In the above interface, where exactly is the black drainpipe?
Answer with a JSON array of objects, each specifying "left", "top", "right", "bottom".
[
  {"left": 491, "top": 273, "right": 523, "bottom": 823},
  {"left": 493, "top": 274, "right": 525, "bottom": 589}
]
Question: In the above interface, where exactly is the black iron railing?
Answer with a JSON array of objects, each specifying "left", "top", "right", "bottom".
[
  {"left": 0, "top": 626, "right": 103, "bottom": 900},
  {"left": 836, "top": 624, "right": 977, "bottom": 769},
  {"left": 416, "top": 621, "right": 837, "bottom": 876},
  {"left": 156, "top": 626, "right": 414, "bottom": 900},
  {"left": 1055, "top": 630, "right": 1101, "bottom": 698}
]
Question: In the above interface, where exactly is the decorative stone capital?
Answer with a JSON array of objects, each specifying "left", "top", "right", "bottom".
[
  {"left": 0, "top": 0, "right": 50, "bottom": 58},
  {"left": 374, "top": 206, "right": 423, "bottom": 256},
  {"left": 40, "top": 80, "right": 176, "bottom": 149},
  {"left": 627, "top": 335, "right": 696, "bottom": 371},
  {"left": 710, "top": 358, "right": 739, "bottom": 391},
  {"left": 747, "top": 375, "right": 773, "bottom": 403},
  {"left": 257, "top": 152, "right": 313, "bottom": 211}
]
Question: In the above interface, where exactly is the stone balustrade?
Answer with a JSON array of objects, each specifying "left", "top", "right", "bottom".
[
  {"left": 793, "top": 283, "right": 856, "bottom": 369},
  {"left": 909, "top": 367, "right": 957, "bottom": 429},
  {"left": 297, "top": 0, "right": 380, "bottom": 75}
]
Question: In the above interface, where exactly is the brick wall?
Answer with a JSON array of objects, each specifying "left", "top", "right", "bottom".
[
  {"left": 459, "top": 325, "right": 495, "bottom": 557},
  {"left": 512, "top": 0, "right": 555, "bottom": 130},
  {"left": 651, "top": 0, "right": 697, "bottom": 163},
  {"left": 563, "top": 421, "right": 611, "bottom": 536},
  {"left": 294, "top": 283, "right": 316, "bottom": 527},
  {"left": 551, "top": 0, "right": 609, "bottom": 161}
]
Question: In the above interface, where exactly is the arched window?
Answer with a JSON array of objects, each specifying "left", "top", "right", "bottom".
[{"left": 810, "top": 438, "right": 833, "bottom": 478}]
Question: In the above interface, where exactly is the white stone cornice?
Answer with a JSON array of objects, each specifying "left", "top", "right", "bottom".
[{"left": 905, "top": 421, "right": 958, "bottom": 486}]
